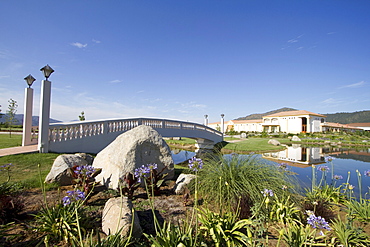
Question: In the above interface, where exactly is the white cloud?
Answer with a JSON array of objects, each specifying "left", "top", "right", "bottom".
[
  {"left": 71, "top": 42, "right": 87, "bottom": 48},
  {"left": 339, "top": 81, "right": 366, "bottom": 89},
  {"left": 287, "top": 34, "right": 304, "bottom": 44},
  {"left": 320, "top": 98, "right": 342, "bottom": 105},
  {"left": 92, "top": 39, "right": 101, "bottom": 44},
  {"left": 108, "top": 79, "right": 122, "bottom": 84}
]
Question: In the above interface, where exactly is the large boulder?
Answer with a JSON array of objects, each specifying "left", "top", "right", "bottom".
[
  {"left": 268, "top": 139, "right": 281, "bottom": 146},
  {"left": 291, "top": 135, "right": 301, "bottom": 142},
  {"left": 173, "top": 173, "right": 196, "bottom": 195},
  {"left": 102, "top": 197, "right": 142, "bottom": 238},
  {"left": 44, "top": 153, "right": 94, "bottom": 185},
  {"left": 93, "top": 125, "right": 174, "bottom": 190}
]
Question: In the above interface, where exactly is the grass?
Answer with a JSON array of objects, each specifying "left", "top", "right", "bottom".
[
  {"left": 165, "top": 138, "right": 196, "bottom": 146},
  {"left": 0, "top": 134, "right": 22, "bottom": 149},
  {"left": 0, "top": 153, "right": 60, "bottom": 188},
  {"left": 222, "top": 138, "right": 286, "bottom": 153}
]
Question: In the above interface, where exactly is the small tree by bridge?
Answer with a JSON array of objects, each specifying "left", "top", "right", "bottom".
[{"left": 6, "top": 99, "right": 18, "bottom": 137}]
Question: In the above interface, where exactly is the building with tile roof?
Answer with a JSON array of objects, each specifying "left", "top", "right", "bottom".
[{"left": 207, "top": 110, "right": 365, "bottom": 134}]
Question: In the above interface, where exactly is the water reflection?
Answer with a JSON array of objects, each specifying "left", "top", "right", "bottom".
[
  {"left": 261, "top": 145, "right": 370, "bottom": 196},
  {"left": 171, "top": 149, "right": 195, "bottom": 164},
  {"left": 263, "top": 145, "right": 370, "bottom": 168},
  {"left": 262, "top": 144, "right": 325, "bottom": 168}
]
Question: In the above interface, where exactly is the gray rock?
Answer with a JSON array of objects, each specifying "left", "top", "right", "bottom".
[
  {"left": 291, "top": 135, "right": 301, "bottom": 142},
  {"left": 268, "top": 139, "right": 281, "bottom": 146},
  {"left": 173, "top": 173, "right": 196, "bottom": 195},
  {"left": 44, "top": 154, "right": 89, "bottom": 185},
  {"left": 75, "top": 153, "right": 94, "bottom": 165},
  {"left": 102, "top": 197, "right": 142, "bottom": 238},
  {"left": 93, "top": 125, "right": 175, "bottom": 190}
]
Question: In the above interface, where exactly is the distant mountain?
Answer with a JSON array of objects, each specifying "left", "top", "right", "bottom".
[
  {"left": 0, "top": 114, "right": 62, "bottom": 126},
  {"left": 235, "top": 107, "right": 297, "bottom": 120},
  {"left": 324, "top": 110, "right": 370, "bottom": 124},
  {"left": 235, "top": 108, "right": 370, "bottom": 124}
]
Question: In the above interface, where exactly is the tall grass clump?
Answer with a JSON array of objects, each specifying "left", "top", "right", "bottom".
[{"left": 197, "top": 153, "right": 298, "bottom": 216}]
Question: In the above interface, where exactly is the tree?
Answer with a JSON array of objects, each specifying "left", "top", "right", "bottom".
[
  {"left": 6, "top": 99, "right": 18, "bottom": 137},
  {"left": 79, "top": 111, "right": 86, "bottom": 121},
  {"left": 0, "top": 104, "right": 3, "bottom": 121}
]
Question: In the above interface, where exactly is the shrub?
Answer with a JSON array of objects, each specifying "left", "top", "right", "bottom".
[{"left": 197, "top": 153, "right": 298, "bottom": 217}]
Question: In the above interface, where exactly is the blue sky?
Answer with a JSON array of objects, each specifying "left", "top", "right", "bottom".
[{"left": 0, "top": 0, "right": 369, "bottom": 124}]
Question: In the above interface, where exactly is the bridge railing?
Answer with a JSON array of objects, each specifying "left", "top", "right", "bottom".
[{"left": 47, "top": 118, "right": 222, "bottom": 153}]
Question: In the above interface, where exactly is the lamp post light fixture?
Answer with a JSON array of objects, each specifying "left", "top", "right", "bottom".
[
  {"left": 40, "top": 64, "right": 54, "bottom": 80},
  {"left": 24, "top": 74, "right": 36, "bottom": 88},
  {"left": 204, "top": 114, "right": 208, "bottom": 126}
]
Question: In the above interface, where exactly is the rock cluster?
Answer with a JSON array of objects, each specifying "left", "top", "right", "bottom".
[{"left": 44, "top": 125, "right": 181, "bottom": 239}]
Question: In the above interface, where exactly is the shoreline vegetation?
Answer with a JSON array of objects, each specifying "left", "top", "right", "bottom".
[{"left": 166, "top": 131, "right": 370, "bottom": 153}]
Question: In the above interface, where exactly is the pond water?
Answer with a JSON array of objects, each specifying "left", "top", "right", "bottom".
[{"left": 171, "top": 146, "right": 370, "bottom": 196}]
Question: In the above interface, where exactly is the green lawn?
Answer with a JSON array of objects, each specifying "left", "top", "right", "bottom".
[
  {"left": 0, "top": 153, "right": 60, "bottom": 188},
  {"left": 222, "top": 138, "right": 286, "bottom": 153},
  {"left": 165, "top": 138, "right": 196, "bottom": 145},
  {"left": 0, "top": 134, "right": 22, "bottom": 149}
]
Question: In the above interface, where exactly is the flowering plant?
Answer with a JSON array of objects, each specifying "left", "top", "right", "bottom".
[
  {"left": 188, "top": 156, "right": 203, "bottom": 172},
  {"left": 62, "top": 189, "right": 85, "bottom": 206},
  {"left": 306, "top": 211, "right": 331, "bottom": 236},
  {"left": 134, "top": 163, "right": 168, "bottom": 196},
  {"left": 71, "top": 164, "right": 101, "bottom": 194},
  {"left": 0, "top": 163, "right": 12, "bottom": 183},
  {"left": 364, "top": 169, "right": 370, "bottom": 177},
  {"left": 317, "top": 165, "right": 329, "bottom": 172},
  {"left": 120, "top": 173, "right": 140, "bottom": 199}
]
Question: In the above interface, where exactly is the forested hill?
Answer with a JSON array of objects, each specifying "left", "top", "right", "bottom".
[
  {"left": 236, "top": 108, "right": 370, "bottom": 124},
  {"left": 324, "top": 110, "right": 370, "bottom": 124},
  {"left": 235, "top": 107, "right": 297, "bottom": 120}
]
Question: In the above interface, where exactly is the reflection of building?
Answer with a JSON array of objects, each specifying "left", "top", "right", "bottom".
[{"left": 262, "top": 145, "right": 325, "bottom": 168}]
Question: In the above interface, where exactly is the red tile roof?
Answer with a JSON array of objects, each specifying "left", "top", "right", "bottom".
[
  {"left": 347, "top": 123, "right": 370, "bottom": 127},
  {"left": 322, "top": 122, "right": 361, "bottom": 129},
  {"left": 264, "top": 110, "right": 326, "bottom": 118}
]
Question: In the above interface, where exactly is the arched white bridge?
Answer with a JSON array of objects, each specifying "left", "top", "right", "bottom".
[{"left": 45, "top": 118, "right": 223, "bottom": 153}]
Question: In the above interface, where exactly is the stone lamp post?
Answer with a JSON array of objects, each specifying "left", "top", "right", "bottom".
[
  {"left": 221, "top": 114, "right": 225, "bottom": 134},
  {"left": 38, "top": 64, "right": 54, "bottom": 153},
  {"left": 22, "top": 74, "right": 36, "bottom": 146}
]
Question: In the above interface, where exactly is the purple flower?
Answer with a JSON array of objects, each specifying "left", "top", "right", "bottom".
[
  {"left": 74, "top": 165, "right": 96, "bottom": 177},
  {"left": 325, "top": 156, "right": 335, "bottom": 163},
  {"left": 188, "top": 157, "right": 203, "bottom": 172},
  {"left": 261, "top": 189, "right": 274, "bottom": 197},
  {"left": 0, "top": 163, "right": 12, "bottom": 170},
  {"left": 277, "top": 163, "right": 288, "bottom": 170},
  {"left": 333, "top": 174, "right": 343, "bottom": 180},
  {"left": 307, "top": 213, "right": 331, "bottom": 234},
  {"left": 134, "top": 164, "right": 151, "bottom": 183},
  {"left": 364, "top": 170, "right": 370, "bottom": 177},
  {"left": 317, "top": 165, "right": 330, "bottom": 172},
  {"left": 147, "top": 163, "right": 158, "bottom": 171},
  {"left": 62, "top": 189, "right": 85, "bottom": 206}
]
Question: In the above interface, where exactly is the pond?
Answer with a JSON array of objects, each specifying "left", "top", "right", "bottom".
[{"left": 171, "top": 146, "right": 370, "bottom": 197}]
